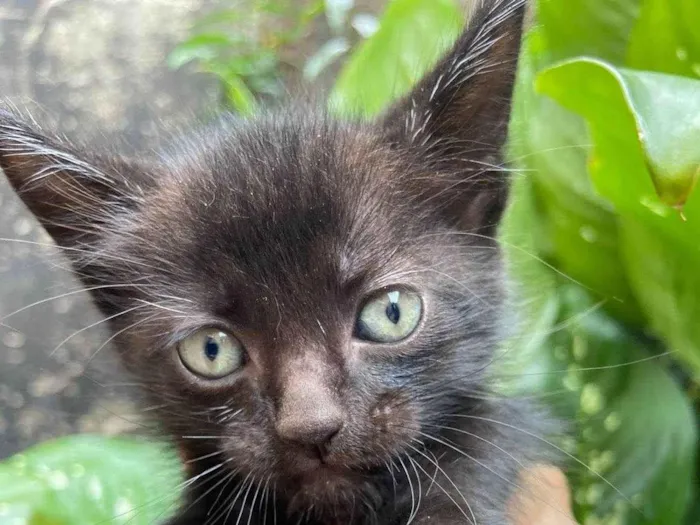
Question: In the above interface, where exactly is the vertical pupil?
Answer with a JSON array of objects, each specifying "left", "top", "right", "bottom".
[
  {"left": 386, "top": 302, "right": 400, "bottom": 324},
  {"left": 204, "top": 336, "right": 219, "bottom": 361}
]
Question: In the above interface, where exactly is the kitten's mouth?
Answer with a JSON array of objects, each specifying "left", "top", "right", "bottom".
[
  {"left": 296, "top": 457, "right": 351, "bottom": 481},
  {"left": 284, "top": 452, "right": 359, "bottom": 492}
]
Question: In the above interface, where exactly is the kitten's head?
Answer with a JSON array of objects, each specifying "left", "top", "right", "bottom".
[{"left": 0, "top": 0, "right": 525, "bottom": 518}]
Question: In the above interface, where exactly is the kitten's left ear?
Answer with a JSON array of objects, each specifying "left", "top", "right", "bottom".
[
  {"left": 0, "top": 110, "right": 153, "bottom": 248},
  {"left": 381, "top": 0, "right": 526, "bottom": 233}
]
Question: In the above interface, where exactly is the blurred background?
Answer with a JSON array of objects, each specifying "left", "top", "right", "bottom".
[{"left": 0, "top": 0, "right": 387, "bottom": 458}]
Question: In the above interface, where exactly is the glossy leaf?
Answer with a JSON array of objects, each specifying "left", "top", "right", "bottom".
[
  {"left": 504, "top": 1, "right": 700, "bottom": 522},
  {"left": 0, "top": 435, "right": 184, "bottom": 525},
  {"left": 507, "top": 30, "right": 644, "bottom": 325},
  {"left": 502, "top": 168, "right": 696, "bottom": 525},
  {"left": 507, "top": 3, "right": 646, "bottom": 324},
  {"left": 329, "top": 0, "right": 463, "bottom": 117},
  {"left": 537, "top": 58, "right": 700, "bottom": 376},
  {"left": 538, "top": 59, "right": 700, "bottom": 209},
  {"left": 628, "top": 0, "right": 700, "bottom": 78}
]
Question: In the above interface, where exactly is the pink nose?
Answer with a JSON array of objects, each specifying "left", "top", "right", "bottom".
[
  {"left": 274, "top": 352, "right": 345, "bottom": 449},
  {"left": 275, "top": 375, "right": 345, "bottom": 447},
  {"left": 275, "top": 408, "right": 343, "bottom": 447}
]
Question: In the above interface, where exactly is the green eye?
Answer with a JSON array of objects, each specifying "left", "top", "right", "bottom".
[
  {"left": 355, "top": 289, "right": 422, "bottom": 343},
  {"left": 177, "top": 328, "right": 244, "bottom": 379}
]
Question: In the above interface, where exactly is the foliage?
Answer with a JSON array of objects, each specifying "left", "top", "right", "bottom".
[
  {"left": 0, "top": 435, "right": 183, "bottom": 524},
  {"left": 2, "top": 0, "right": 700, "bottom": 524},
  {"left": 168, "top": 0, "right": 379, "bottom": 114},
  {"left": 303, "top": 0, "right": 380, "bottom": 81},
  {"left": 329, "top": 0, "right": 464, "bottom": 116},
  {"left": 168, "top": 0, "right": 321, "bottom": 113},
  {"left": 505, "top": 0, "right": 700, "bottom": 522}
]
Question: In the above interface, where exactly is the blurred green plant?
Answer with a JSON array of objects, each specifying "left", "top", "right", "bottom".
[
  {"left": 168, "top": 0, "right": 379, "bottom": 114},
  {"left": 2, "top": 0, "right": 700, "bottom": 524},
  {"left": 0, "top": 435, "right": 183, "bottom": 524},
  {"left": 329, "top": 0, "right": 464, "bottom": 115},
  {"left": 508, "top": 0, "right": 700, "bottom": 522},
  {"left": 167, "top": 0, "right": 321, "bottom": 113}
]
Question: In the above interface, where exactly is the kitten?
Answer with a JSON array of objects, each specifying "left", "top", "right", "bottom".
[{"left": 0, "top": 0, "right": 557, "bottom": 523}]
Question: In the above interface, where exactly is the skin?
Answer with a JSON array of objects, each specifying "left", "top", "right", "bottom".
[{"left": 510, "top": 467, "right": 577, "bottom": 525}]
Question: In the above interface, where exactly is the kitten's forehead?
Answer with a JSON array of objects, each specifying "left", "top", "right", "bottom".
[{"left": 139, "top": 116, "right": 424, "bottom": 310}]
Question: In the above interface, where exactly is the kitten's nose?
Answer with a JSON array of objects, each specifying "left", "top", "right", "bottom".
[
  {"left": 275, "top": 405, "right": 344, "bottom": 447},
  {"left": 275, "top": 352, "right": 345, "bottom": 449}
]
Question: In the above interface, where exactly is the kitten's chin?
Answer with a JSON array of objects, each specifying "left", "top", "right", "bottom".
[
  {"left": 288, "top": 466, "right": 363, "bottom": 506},
  {"left": 302, "top": 466, "right": 352, "bottom": 488},
  {"left": 285, "top": 467, "right": 376, "bottom": 519}
]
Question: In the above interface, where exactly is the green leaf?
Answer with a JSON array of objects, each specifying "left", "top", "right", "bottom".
[
  {"left": 0, "top": 435, "right": 184, "bottom": 525},
  {"left": 628, "top": 0, "right": 700, "bottom": 78},
  {"left": 537, "top": 58, "right": 700, "bottom": 377},
  {"left": 329, "top": 0, "right": 463, "bottom": 117},
  {"left": 167, "top": 33, "right": 234, "bottom": 70},
  {"left": 497, "top": 173, "right": 562, "bottom": 397},
  {"left": 538, "top": 0, "right": 641, "bottom": 64},
  {"left": 686, "top": 493, "right": 700, "bottom": 525},
  {"left": 224, "top": 51, "right": 278, "bottom": 77},
  {"left": 538, "top": 59, "right": 700, "bottom": 209},
  {"left": 618, "top": 71, "right": 700, "bottom": 208},
  {"left": 303, "top": 37, "right": 350, "bottom": 80},
  {"left": 507, "top": 30, "right": 644, "bottom": 325},
  {"left": 205, "top": 63, "right": 258, "bottom": 115},
  {"left": 515, "top": 286, "right": 697, "bottom": 524},
  {"left": 502, "top": 1, "right": 700, "bottom": 521},
  {"left": 324, "top": 0, "right": 354, "bottom": 34},
  {"left": 222, "top": 74, "right": 257, "bottom": 115},
  {"left": 619, "top": 216, "right": 700, "bottom": 379}
]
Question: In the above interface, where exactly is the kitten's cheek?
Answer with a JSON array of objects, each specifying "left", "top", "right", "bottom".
[{"left": 370, "top": 391, "right": 420, "bottom": 438}]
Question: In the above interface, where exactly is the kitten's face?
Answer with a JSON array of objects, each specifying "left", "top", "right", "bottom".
[
  {"left": 104, "top": 119, "right": 503, "bottom": 504},
  {"left": 0, "top": 0, "right": 525, "bottom": 518}
]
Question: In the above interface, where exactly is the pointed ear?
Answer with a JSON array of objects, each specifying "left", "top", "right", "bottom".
[
  {"left": 0, "top": 110, "right": 153, "bottom": 248},
  {"left": 381, "top": 0, "right": 526, "bottom": 234}
]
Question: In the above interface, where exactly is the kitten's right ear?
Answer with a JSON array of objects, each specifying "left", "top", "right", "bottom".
[
  {"left": 0, "top": 110, "right": 152, "bottom": 247},
  {"left": 380, "top": 0, "right": 526, "bottom": 233}
]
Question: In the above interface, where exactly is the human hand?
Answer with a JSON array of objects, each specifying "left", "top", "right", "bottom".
[{"left": 509, "top": 465, "right": 578, "bottom": 525}]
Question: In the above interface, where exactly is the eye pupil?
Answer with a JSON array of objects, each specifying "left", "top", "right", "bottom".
[
  {"left": 204, "top": 337, "right": 219, "bottom": 361},
  {"left": 385, "top": 302, "right": 400, "bottom": 324}
]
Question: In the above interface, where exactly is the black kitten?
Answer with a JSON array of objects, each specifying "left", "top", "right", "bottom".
[{"left": 0, "top": 1, "right": 557, "bottom": 523}]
